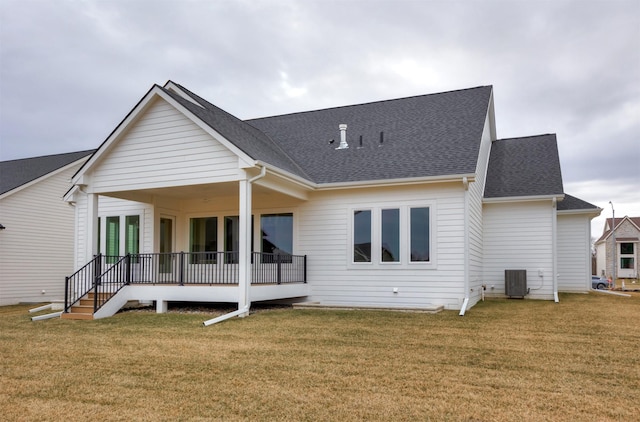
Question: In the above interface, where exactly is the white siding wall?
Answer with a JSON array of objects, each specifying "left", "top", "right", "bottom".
[
  {"left": 557, "top": 214, "right": 591, "bottom": 292},
  {"left": 90, "top": 98, "right": 240, "bottom": 193},
  {"left": 596, "top": 242, "right": 606, "bottom": 277},
  {"left": 0, "top": 163, "right": 83, "bottom": 305},
  {"left": 483, "top": 201, "right": 555, "bottom": 299},
  {"left": 72, "top": 194, "right": 153, "bottom": 269},
  {"left": 298, "top": 184, "right": 467, "bottom": 310}
]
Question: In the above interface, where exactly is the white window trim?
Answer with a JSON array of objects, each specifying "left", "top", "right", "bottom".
[
  {"left": 99, "top": 211, "right": 145, "bottom": 257},
  {"left": 348, "top": 202, "right": 436, "bottom": 269}
]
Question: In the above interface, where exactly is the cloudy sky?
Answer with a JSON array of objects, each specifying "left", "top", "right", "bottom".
[{"left": 1, "top": 0, "right": 638, "bottom": 235}]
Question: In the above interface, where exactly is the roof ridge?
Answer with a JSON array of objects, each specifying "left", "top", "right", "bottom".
[{"left": 247, "top": 85, "right": 493, "bottom": 122}]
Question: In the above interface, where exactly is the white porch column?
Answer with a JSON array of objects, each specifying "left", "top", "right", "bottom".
[
  {"left": 86, "top": 193, "right": 99, "bottom": 259},
  {"left": 238, "top": 175, "right": 252, "bottom": 316}
]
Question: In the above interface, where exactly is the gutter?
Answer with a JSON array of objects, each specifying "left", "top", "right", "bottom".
[
  {"left": 459, "top": 177, "right": 471, "bottom": 316},
  {"left": 203, "top": 165, "right": 266, "bottom": 326}
]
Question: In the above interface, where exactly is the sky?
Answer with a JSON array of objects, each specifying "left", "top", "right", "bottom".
[{"left": 0, "top": 0, "right": 638, "bottom": 237}]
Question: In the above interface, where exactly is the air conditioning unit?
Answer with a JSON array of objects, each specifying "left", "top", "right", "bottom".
[{"left": 505, "top": 270, "right": 527, "bottom": 298}]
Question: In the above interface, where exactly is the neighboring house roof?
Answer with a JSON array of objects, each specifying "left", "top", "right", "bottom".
[
  {"left": 484, "top": 134, "right": 564, "bottom": 198},
  {"left": 167, "top": 82, "right": 494, "bottom": 184},
  {"left": 0, "top": 150, "right": 94, "bottom": 196},
  {"left": 595, "top": 217, "right": 640, "bottom": 243},
  {"left": 557, "top": 194, "right": 600, "bottom": 212}
]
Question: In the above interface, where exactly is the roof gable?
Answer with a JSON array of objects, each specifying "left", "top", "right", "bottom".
[
  {"left": 1, "top": 150, "right": 93, "bottom": 196},
  {"left": 596, "top": 216, "right": 640, "bottom": 243},
  {"left": 484, "top": 134, "right": 564, "bottom": 199}
]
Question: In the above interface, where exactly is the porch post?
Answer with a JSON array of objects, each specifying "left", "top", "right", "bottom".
[
  {"left": 86, "top": 193, "right": 99, "bottom": 258},
  {"left": 238, "top": 175, "right": 251, "bottom": 316}
]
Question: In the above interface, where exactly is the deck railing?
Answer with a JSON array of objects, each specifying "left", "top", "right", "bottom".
[{"left": 64, "top": 252, "right": 307, "bottom": 314}]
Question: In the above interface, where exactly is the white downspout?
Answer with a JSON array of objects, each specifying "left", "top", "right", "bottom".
[
  {"left": 552, "top": 197, "right": 559, "bottom": 303},
  {"left": 203, "top": 166, "right": 266, "bottom": 327},
  {"left": 459, "top": 177, "right": 471, "bottom": 316}
]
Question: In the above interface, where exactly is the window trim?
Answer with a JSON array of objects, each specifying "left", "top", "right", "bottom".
[{"left": 348, "top": 202, "right": 435, "bottom": 269}]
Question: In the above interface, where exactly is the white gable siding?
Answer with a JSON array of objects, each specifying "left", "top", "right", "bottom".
[
  {"left": 557, "top": 214, "right": 591, "bottom": 292},
  {"left": 0, "top": 164, "right": 82, "bottom": 305},
  {"left": 90, "top": 98, "right": 240, "bottom": 193},
  {"left": 298, "top": 184, "right": 467, "bottom": 310},
  {"left": 483, "top": 201, "right": 555, "bottom": 299}
]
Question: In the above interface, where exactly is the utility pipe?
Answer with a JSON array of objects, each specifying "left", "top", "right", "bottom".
[
  {"left": 31, "top": 311, "right": 62, "bottom": 321},
  {"left": 29, "top": 303, "right": 53, "bottom": 313},
  {"left": 203, "top": 306, "right": 250, "bottom": 326}
]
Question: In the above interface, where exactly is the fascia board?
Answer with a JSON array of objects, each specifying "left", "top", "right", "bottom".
[
  {"left": 557, "top": 208, "right": 602, "bottom": 217},
  {"left": 71, "top": 86, "right": 256, "bottom": 186},
  {"left": 483, "top": 194, "right": 564, "bottom": 204},
  {"left": 70, "top": 85, "right": 164, "bottom": 184},
  {"left": 315, "top": 174, "right": 477, "bottom": 191},
  {"left": 163, "top": 81, "right": 204, "bottom": 107},
  {"left": 256, "top": 160, "right": 476, "bottom": 192},
  {"left": 1, "top": 156, "right": 90, "bottom": 201}
]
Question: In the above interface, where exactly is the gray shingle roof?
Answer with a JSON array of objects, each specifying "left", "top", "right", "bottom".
[
  {"left": 167, "top": 82, "right": 493, "bottom": 184},
  {"left": 247, "top": 86, "right": 493, "bottom": 184},
  {"left": 484, "top": 134, "right": 564, "bottom": 198},
  {"left": 557, "top": 194, "right": 599, "bottom": 211},
  {"left": 1, "top": 150, "right": 94, "bottom": 196}
]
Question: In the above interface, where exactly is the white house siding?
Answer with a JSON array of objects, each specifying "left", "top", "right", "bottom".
[
  {"left": 298, "top": 183, "right": 467, "bottom": 310},
  {"left": 90, "top": 97, "right": 240, "bottom": 193},
  {"left": 72, "top": 194, "right": 153, "bottom": 269},
  {"left": 0, "top": 163, "right": 83, "bottom": 305},
  {"left": 483, "top": 201, "right": 555, "bottom": 299},
  {"left": 557, "top": 214, "right": 591, "bottom": 292}
]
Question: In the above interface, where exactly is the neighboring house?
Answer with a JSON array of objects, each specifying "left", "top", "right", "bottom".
[
  {"left": 595, "top": 217, "right": 640, "bottom": 280},
  {"left": 0, "top": 150, "right": 94, "bottom": 306},
  {"left": 62, "top": 81, "right": 600, "bottom": 320}
]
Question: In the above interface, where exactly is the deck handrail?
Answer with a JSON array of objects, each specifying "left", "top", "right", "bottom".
[{"left": 65, "top": 252, "right": 307, "bottom": 313}]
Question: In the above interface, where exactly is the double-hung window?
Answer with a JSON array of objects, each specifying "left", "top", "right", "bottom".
[{"left": 102, "top": 215, "right": 141, "bottom": 264}]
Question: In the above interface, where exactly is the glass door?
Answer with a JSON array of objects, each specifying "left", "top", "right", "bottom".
[{"left": 159, "top": 217, "right": 174, "bottom": 276}]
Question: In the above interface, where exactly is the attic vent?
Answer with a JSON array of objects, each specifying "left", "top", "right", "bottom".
[
  {"left": 336, "top": 124, "right": 349, "bottom": 150},
  {"left": 505, "top": 270, "right": 527, "bottom": 298}
]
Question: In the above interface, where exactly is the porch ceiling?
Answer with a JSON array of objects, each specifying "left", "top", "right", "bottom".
[{"left": 103, "top": 181, "right": 302, "bottom": 204}]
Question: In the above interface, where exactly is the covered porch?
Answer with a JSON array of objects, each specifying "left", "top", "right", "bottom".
[{"left": 68, "top": 165, "right": 311, "bottom": 320}]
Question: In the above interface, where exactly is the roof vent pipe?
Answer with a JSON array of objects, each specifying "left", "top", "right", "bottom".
[
  {"left": 336, "top": 124, "right": 349, "bottom": 149},
  {"left": 379, "top": 131, "right": 384, "bottom": 147}
]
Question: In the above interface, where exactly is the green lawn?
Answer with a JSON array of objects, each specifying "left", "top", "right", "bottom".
[{"left": 1, "top": 293, "right": 639, "bottom": 421}]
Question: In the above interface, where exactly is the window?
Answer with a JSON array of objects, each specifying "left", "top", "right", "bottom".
[
  {"left": 621, "top": 257, "right": 634, "bottom": 269},
  {"left": 125, "top": 215, "right": 140, "bottom": 263},
  {"left": 410, "top": 207, "right": 430, "bottom": 262},
  {"left": 224, "top": 216, "right": 254, "bottom": 263},
  {"left": 353, "top": 210, "right": 372, "bottom": 262},
  {"left": 620, "top": 243, "right": 634, "bottom": 255},
  {"left": 261, "top": 214, "right": 293, "bottom": 262},
  {"left": 190, "top": 217, "right": 217, "bottom": 264},
  {"left": 381, "top": 209, "right": 400, "bottom": 262},
  {"left": 105, "top": 216, "right": 120, "bottom": 263}
]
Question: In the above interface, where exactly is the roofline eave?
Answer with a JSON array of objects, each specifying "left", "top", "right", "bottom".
[{"left": 483, "top": 193, "right": 564, "bottom": 204}]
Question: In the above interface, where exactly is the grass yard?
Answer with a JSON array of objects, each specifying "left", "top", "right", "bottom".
[{"left": 1, "top": 293, "right": 639, "bottom": 421}]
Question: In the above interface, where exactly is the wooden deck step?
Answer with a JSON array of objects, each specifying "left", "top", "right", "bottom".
[{"left": 61, "top": 312, "right": 94, "bottom": 320}]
